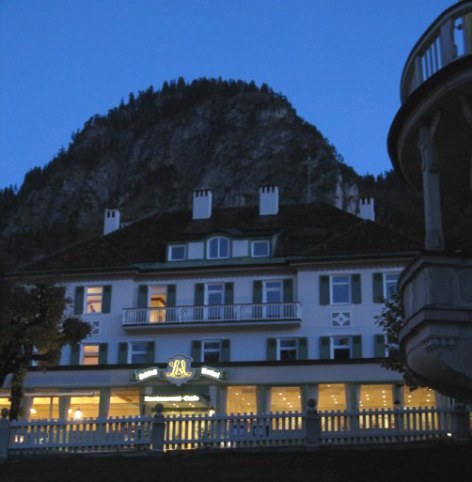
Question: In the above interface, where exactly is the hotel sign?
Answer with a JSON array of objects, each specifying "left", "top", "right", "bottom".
[{"left": 132, "top": 354, "right": 226, "bottom": 386}]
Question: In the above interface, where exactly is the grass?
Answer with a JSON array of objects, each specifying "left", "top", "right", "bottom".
[{"left": 1, "top": 442, "right": 472, "bottom": 482}]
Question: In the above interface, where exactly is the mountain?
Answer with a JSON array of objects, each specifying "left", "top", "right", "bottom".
[{"left": 0, "top": 78, "right": 422, "bottom": 271}]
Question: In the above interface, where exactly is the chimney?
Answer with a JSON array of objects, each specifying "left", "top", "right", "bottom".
[
  {"left": 259, "top": 186, "right": 279, "bottom": 216},
  {"left": 359, "top": 198, "right": 375, "bottom": 221},
  {"left": 192, "top": 189, "right": 213, "bottom": 220},
  {"left": 103, "top": 209, "right": 121, "bottom": 235}
]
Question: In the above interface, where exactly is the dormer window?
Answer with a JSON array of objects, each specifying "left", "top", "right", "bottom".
[
  {"left": 251, "top": 240, "right": 270, "bottom": 258},
  {"left": 169, "top": 244, "right": 186, "bottom": 261},
  {"left": 207, "top": 236, "right": 230, "bottom": 259}
]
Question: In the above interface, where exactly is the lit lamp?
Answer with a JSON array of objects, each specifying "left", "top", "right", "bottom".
[
  {"left": 73, "top": 407, "right": 83, "bottom": 420},
  {"left": 208, "top": 406, "right": 216, "bottom": 417}
]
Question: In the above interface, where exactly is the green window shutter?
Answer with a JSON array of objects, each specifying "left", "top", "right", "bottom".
[
  {"left": 191, "top": 340, "right": 202, "bottom": 362},
  {"left": 253, "top": 281, "right": 262, "bottom": 303},
  {"left": 195, "top": 284, "right": 204, "bottom": 305},
  {"left": 118, "top": 343, "right": 128, "bottom": 364},
  {"left": 102, "top": 285, "right": 112, "bottom": 313},
  {"left": 167, "top": 284, "right": 176, "bottom": 307},
  {"left": 221, "top": 339, "right": 230, "bottom": 362},
  {"left": 224, "top": 283, "right": 234, "bottom": 305},
  {"left": 74, "top": 287, "right": 84, "bottom": 315},
  {"left": 319, "top": 337, "right": 330, "bottom": 359},
  {"left": 147, "top": 342, "right": 155, "bottom": 363},
  {"left": 373, "top": 273, "right": 384, "bottom": 303},
  {"left": 374, "top": 334, "right": 386, "bottom": 358},
  {"left": 137, "top": 285, "right": 148, "bottom": 308},
  {"left": 70, "top": 344, "right": 80, "bottom": 365},
  {"left": 98, "top": 344, "right": 108, "bottom": 365},
  {"left": 267, "top": 338, "right": 277, "bottom": 361},
  {"left": 283, "top": 279, "right": 293, "bottom": 302},
  {"left": 319, "top": 276, "right": 329, "bottom": 305},
  {"left": 299, "top": 337, "right": 308, "bottom": 360},
  {"left": 351, "top": 274, "right": 361, "bottom": 304},
  {"left": 352, "top": 335, "right": 362, "bottom": 358}
]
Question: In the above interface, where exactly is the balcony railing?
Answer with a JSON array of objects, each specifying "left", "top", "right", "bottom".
[
  {"left": 401, "top": 1, "right": 472, "bottom": 100},
  {"left": 122, "top": 302, "right": 302, "bottom": 326}
]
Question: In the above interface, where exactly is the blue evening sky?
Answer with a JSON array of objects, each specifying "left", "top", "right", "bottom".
[{"left": 0, "top": 0, "right": 452, "bottom": 189}]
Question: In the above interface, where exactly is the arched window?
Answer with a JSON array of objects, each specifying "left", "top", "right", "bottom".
[{"left": 207, "top": 237, "right": 230, "bottom": 259}]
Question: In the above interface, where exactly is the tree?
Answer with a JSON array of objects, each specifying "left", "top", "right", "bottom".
[
  {"left": 0, "top": 278, "right": 91, "bottom": 419},
  {"left": 374, "top": 293, "right": 420, "bottom": 391}
]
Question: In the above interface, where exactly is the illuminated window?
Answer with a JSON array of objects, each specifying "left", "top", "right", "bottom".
[
  {"left": 29, "top": 395, "right": 60, "bottom": 420},
  {"left": 251, "top": 240, "right": 270, "bottom": 257},
  {"left": 149, "top": 285, "right": 167, "bottom": 323},
  {"left": 168, "top": 245, "right": 186, "bottom": 261},
  {"left": 108, "top": 388, "right": 141, "bottom": 417},
  {"left": 82, "top": 344, "right": 100, "bottom": 365},
  {"left": 207, "top": 237, "right": 230, "bottom": 259},
  {"left": 226, "top": 386, "right": 257, "bottom": 415},
  {"left": 69, "top": 395, "right": 99, "bottom": 419},
  {"left": 403, "top": 387, "right": 436, "bottom": 408},
  {"left": 270, "top": 387, "right": 301, "bottom": 413},
  {"left": 85, "top": 286, "right": 103, "bottom": 314},
  {"left": 318, "top": 384, "right": 347, "bottom": 411},
  {"left": 359, "top": 384, "right": 394, "bottom": 410}
]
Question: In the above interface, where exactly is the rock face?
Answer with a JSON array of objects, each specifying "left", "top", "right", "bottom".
[{"left": 0, "top": 78, "right": 359, "bottom": 269}]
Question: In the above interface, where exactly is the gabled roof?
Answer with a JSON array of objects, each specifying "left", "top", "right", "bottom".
[{"left": 20, "top": 202, "right": 421, "bottom": 274}]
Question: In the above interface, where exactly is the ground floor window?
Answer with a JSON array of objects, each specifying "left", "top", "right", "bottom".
[
  {"left": 108, "top": 388, "right": 141, "bottom": 417},
  {"left": 403, "top": 387, "right": 435, "bottom": 407},
  {"left": 0, "top": 396, "right": 9, "bottom": 413},
  {"left": 269, "top": 387, "right": 301, "bottom": 413},
  {"left": 226, "top": 386, "right": 257, "bottom": 414},
  {"left": 29, "top": 396, "right": 60, "bottom": 420},
  {"left": 359, "top": 384, "right": 393, "bottom": 410},
  {"left": 317, "top": 384, "right": 347, "bottom": 411},
  {"left": 69, "top": 395, "right": 100, "bottom": 420}
]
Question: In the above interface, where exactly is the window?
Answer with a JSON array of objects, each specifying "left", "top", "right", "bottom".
[
  {"left": 331, "top": 336, "right": 352, "bottom": 360},
  {"left": 320, "top": 275, "right": 361, "bottom": 305},
  {"left": 85, "top": 286, "right": 103, "bottom": 313},
  {"left": 251, "top": 240, "right": 270, "bottom": 257},
  {"left": 202, "top": 340, "right": 222, "bottom": 363},
  {"left": 207, "top": 237, "right": 230, "bottom": 259},
  {"left": 278, "top": 339, "right": 298, "bottom": 361},
  {"left": 384, "top": 273, "right": 399, "bottom": 300},
  {"left": 149, "top": 285, "right": 167, "bottom": 322},
  {"left": 82, "top": 344, "right": 100, "bottom": 365},
  {"left": 318, "top": 384, "right": 347, "bottom": 411},
  {"left": 263, "top": 280, "right": 283, "bottom": 318},
  {"left": 169, "top": 244, "right": 186, "bottom": 261},
  {"left": 331, "top": 276, "right": 350, "bottom": 304},
  {"left": 205, "top": 283, "right": 225, "bottom": 320},
  {"left": 129, "top": 342, "right": 150, "bottom": 364},
  {"left": 226, "top": 386, "right": 257, "bottom": 415},
  {"left": 270, "top": 387, "right": 301, "bottom": 413}
]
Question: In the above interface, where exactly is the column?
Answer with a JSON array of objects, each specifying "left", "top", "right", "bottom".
[
  {"left": 99, "top": 388, "right": 110, "bottom": 418},
  {"left": 418, "top": 113, "right": 444, "bottom": 251}
]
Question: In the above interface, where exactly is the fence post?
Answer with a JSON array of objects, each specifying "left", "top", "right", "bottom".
[
  {"left": 305, "top": 399, "right": 321, "bottom": 448},
  {"left": 453, "top": 403, "right": 470, "bottom": 441},
  {"left": 0, "top": 408, "right": 10, "bottom": 463},
  {"left": 151, "top": 403, "right": 165, "bottom": 452}
]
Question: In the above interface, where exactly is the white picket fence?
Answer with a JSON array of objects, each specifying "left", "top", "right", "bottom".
[{"left": 5, "top": 406, "right": 460, "bottom": 456}]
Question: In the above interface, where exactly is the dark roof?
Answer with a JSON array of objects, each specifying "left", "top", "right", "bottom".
[{"left": 20, "top": 202, "right": 421, "bottom": 274}]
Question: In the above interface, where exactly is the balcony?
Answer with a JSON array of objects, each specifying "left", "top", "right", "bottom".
[{"left": 122, "top": 302, "right": 302, "bottom": 330}]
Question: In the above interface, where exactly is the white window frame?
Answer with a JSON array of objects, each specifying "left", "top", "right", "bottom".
[
  {"left": 330, "top": 275, "right": 351, "bottom": 305},
  {"left": 81, "top": 344, "right": 100, "bottom": 366},
  {"left": 128, "top": 341, "right": 149, "bottom": 364},
  {"left": 383, "top": 273, "right": 399, "bottom": 300},
  {"left": 330, "top": 336, "right": 352, "bottom": 360},
  {"left": 251, "top": 240, "right": 270, "bottom": 258},
  {"left": 204, "top": 283, "right": 225, "bottom": 320},
  {"left": 168, "top": 244, "right": 187, "bottom": 261},
  {"left": 202, "top": 340, "right": 222, "bottom": 363},
  {"left": 277, "top": 338, "right": 299, "bottom": 361},
  {"left": 263, "top": 280, "right": 283, "bottom": 319},
  {"left": 84, "top": 286, "right": 104, "bottom": 314},
  {"left": 207, "top": 236, "right": 230, "bottom": 259}
]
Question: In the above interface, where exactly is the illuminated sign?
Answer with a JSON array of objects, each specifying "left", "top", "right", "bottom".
[
  {"left": 201, "top": 366, "right": 223, "bottom": 380},
  {"left": 144, "top": 395, "right": 200, "bottom": 403},
  {"left": 136, "top": 368, "right": 159, "bottom": 381},
  {"left": 164, "top": 355, "right": 195, "bottom": 386}
]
